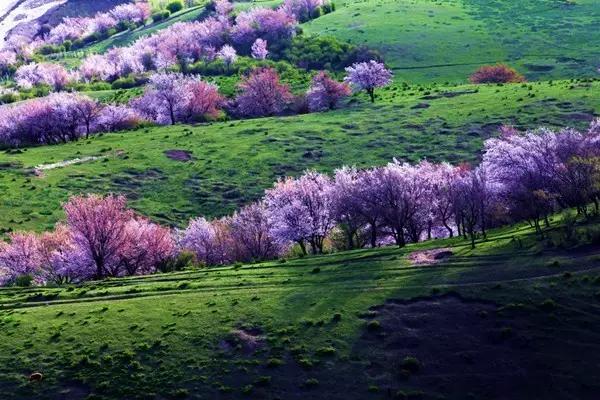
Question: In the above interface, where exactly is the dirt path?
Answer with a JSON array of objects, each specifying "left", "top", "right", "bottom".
[{"left": 34, "top": 155, "right": 105, "bottom": 175}]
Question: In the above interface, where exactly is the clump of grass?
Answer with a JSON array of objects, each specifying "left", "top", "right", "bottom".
[
  {"left": 316, "top": 346, "right": 336, "bottom": 356},
  {"left": 303, "top": 378, "right": 319, "bottom": 388},
  {"left": 254, "top": 376, "right": 271, "bottom": 387},
  {"left": 395, "top": 389, "right": 425, "bottom": 399},
  {"left": 266, "top": 358, "right": 284, "bottom": 368},
  {"left": 539, "top": 299, "right": 557, "bottom": 311},
  {"left": 367, "top": 320, "right": 381, "bottom": 331},
  {"left": 500, "top": 326, "right": 513, "bottom": 339},
  {"left": 241, "top": 384, "right": 253, "bottom": 395},
  {"left": 298, "top": 358, "right": 314, "bottom": 369},
  {"left": 171, "top": 388, "right": 189, "bottom": 398},
  {"left": 400, "top": 356, "right": 421, "bottom": 373}
]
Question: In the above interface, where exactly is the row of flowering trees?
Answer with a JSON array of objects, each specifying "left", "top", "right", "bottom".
[
  {"left": 1, "top": 122, "right": 598, "bottom": 285},
  {"left": 0, "top": 1, "right": 151, "bottom": 64},
  {"left": 0, "top": 62, "right": 391, "bottom": 147},
  {"left": 0, "top": 93, "right": 141, "bottom": 147},
  {"left": 1, "top": 0, "right": 333, "bottom": 86}
]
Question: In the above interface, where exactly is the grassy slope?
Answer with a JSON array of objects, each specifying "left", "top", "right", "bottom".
[
  {"left": 303, "top": 0, "right": 600, "bottom": 83},
  {"left": 0, "top": 216, "right": 599, "bottom": 399},
  {"left": 1, "top": 79, "right": 598, "bottom": 233}
]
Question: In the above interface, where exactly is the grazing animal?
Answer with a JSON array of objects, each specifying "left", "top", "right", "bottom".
[{"left": 29, "top": 373, "right": 43, "bottom": 382}]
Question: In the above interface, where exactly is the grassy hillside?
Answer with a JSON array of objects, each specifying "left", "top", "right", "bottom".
[
  {"left": 1, "top": 79, "right": 598, "bottom": 233},
  {"left": 1, "top": 215, "right": 599, "bottom": 399},
  {"left": 303, "top": 0, "right": 600, "bottom": 83}
]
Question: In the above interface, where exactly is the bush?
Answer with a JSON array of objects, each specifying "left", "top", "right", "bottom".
[
  {"left": 280, "top": 35, "right": 382, "bottom": 71},
  {"left": 303, "top": 378, "right": 319, "bottom": 388},
  {"left": 316, "top": 346, "right": 336, "bottom": 356},
  {"left": 469, "top": 64, "right": 526, "bottom": 84},
  {"left": 158, "top": 251, "right": 195, "bottom": 273},
  {"left": 111, "top": 75, "right": 148, "bottom": 89},
  {"left": 400, "top": 356, "right": 421, "bottom": 373},
  {"left": 538, "top": 299, "right": 557, "bottom": 311},
  {"left": 367, "top": 320, "right": 381, "bottom": 331},
  {"left": 15, "top": 274, "right": 34, "bottom": 287},
  {"left": 152, "top": 10, "right": 171, "bottom": 22},
  {"left": 0, "top": 92, "right": 19, "bottom": 105},
  {"left": 166, "top": 0, "right": 184, "bottom": 13}
]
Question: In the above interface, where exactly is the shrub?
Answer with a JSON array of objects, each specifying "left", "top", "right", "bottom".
[
  {"left": 469, "top": 64, "right": 526, "bottom": 84},
  {"left": 400, "top": 356, "right": 421, "bottom": 373},
  {"left": 316, "top": 346, "right": 336, "bottom": 356},
  {"left": 538, "top": 299, "right": 557, "bottom": 311},
  {"left": 111, "top": 76, "right": 147, "bottom": 90},
  {"left": 166, "top": 0, "right": 184, "bottom": 13},
  {"left": 266, "top": 358, "right": 284, "bottom": 367},
  {"left": 367, "top": 320, "right": 381, "bottom": 331},
  {"left": 303, "top": 378, "right": 319, "bottom": 388},
  {"left": 152, "top": 10, "right": 171, "bottom": 22},
  {"left": 14, "top": 275, "right": 34, "bottom": 287},
  {"left": 254, "top": 376, "right": 271, "bottom": 387}
]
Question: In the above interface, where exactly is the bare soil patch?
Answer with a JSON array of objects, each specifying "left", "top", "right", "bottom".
[
  {"left": 408, "top": 248, "right": 453, "bottom": 265},
  {"left": 165, "top": 149, "right": 193, "bottom": 162},
  {"left": 220, "top": 327, "right": 265, "bottom": 354}
]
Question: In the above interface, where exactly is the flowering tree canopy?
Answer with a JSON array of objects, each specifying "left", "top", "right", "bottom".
[
  {"left": 307, "top": 71, "right": 351, "bottom": 111},
  {"left": 251, "top": 38, "right": 269, "bottom": 60},
  {"left": 15, "top": 62, "right": 73, "bottom": 91},
  {"left": 235, "top": 67, "right": 293, "bottom": 117},
  {"left": 344, "top": 60, "right": 392, "bottom": 102}
]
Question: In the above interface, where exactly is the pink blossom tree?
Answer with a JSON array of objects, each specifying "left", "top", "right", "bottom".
[
  {"left": 235, "top": 67, "right": 293, "bottom": 117},
  {"left": 120, "top": 219, "right": 176, "bottom": 275},
  {"left": 178, "top": 217, "right": 232, "bottom": 266},
  {"left": 0, "top": 233, "right": 43, "bottom": 285},
  {"left": 132, "top": 73, "right": 222, "bottom": 124},
  {"left": 230, "top": 202, "right": 283, "bottom": 261},
  {"left": 186, "top": 79, "right": 224, "bottom": 121},
  {"left": 306, "top": 71, "right": 351, "bottom": 111},
  {"left": 131, "top": 72, "right": 191, "bottom": 125},
  {"left": 217, "top": 45, "right": 237, "bottom": 71},
  {"left": 369, "top": 162, "right": 429, "bottom": 247},
  {"left": 15, "top": 62, "right": 72, "bottom": 91},
  {"left": 265, "top": 170, "right": 335, "bottom": 254},
  {"left": 214, "top": 0, "right": 234, "bottom": 16},
  {"left": 344, "top": 60, "right": 392, "bottom": 103},
  {"left": 232, "top": 8, "right": 297, "bottom": 51},
  {"left": 94, "top": 105, "right": 143, "bottom": 132},
  {"left": 63, "top": 194, "right": 133, "bottom": 279},
  {"left": 0, "top": 50, "right": 17, "bottom": 75},
  {"left": 251, "top": 38, "right": 268, "bottom": 60},
  {"left": 279, "top": 0, "right": 326, "bottom": 21}
]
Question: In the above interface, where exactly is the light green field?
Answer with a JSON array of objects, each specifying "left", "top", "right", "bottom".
[{"left": 303, "top": 0, "right": 600, "bottom": 83}]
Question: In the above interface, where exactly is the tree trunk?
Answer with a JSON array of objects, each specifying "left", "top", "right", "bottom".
[
  {"left": 298, "top": 240, "right": 307, "bottom": 255},
  {"left": 443, "top": 222, "right": 453, "bottom": 238},
  {"left": 369, "top": 222, "right": 377, "bottom": 248}
]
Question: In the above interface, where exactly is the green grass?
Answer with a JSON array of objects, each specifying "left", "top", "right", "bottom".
[
  {"left": 1, "top": 79, "right": 598, "bottom": 233},
  {"left": 303, "top": 0, "right": 600, "bottom": 83},
  {"left": 0, "top": 214, "right": 599, "bottom": 399}
]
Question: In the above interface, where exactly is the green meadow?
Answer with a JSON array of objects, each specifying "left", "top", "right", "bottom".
[{"left": 1, "top": 79, "right": 598, "bottom": 233}]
